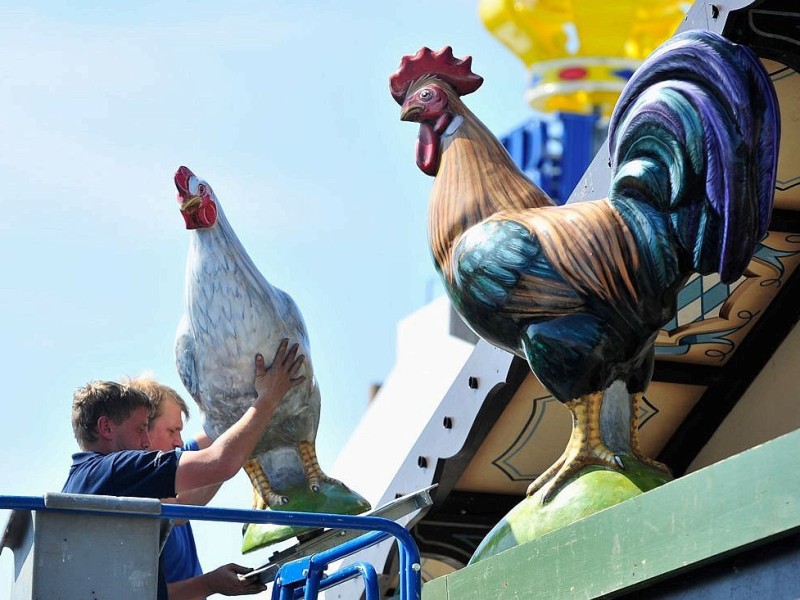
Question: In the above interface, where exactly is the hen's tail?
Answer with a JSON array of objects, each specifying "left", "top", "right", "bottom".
[{"left": 608, "top": 29, "right": 779, "bottom": 284}]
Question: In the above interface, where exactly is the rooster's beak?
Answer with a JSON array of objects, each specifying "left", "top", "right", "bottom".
[{"left": 400, "top": 102, "right": 422, "bottom": 122}]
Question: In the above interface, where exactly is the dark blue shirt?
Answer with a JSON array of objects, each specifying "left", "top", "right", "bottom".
[
  {"left": 62, "top": 450, "right": 181, "bottom": 600},
  {"left": 62, "top": 450, "right": 180, "bottom": 498}
]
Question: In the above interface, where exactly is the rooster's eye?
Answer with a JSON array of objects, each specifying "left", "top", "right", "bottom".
[
  {"left": 419, "top": 89, "right": 433, "bottom": 101},
  {"left": 198, "top": 184, "right": 207, "bottom": 194}
]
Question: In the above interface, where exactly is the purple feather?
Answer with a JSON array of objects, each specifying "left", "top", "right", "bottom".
[{"left": 609, "top": 30, "right": 779, "bottom": 283}]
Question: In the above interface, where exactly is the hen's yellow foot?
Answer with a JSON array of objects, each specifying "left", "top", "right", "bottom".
[
  {"left": 244, "top": 459, "right": 288, "bottom": 509},
  {"left": 298, "top": 441, "right": 347, "bottom": 493}
]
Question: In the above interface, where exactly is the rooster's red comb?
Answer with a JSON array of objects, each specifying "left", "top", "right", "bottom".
[{"left": 390, "top": 46, "right": 484, "bottom": 105}]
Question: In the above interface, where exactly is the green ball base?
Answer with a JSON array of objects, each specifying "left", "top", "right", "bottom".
[
  {"left": 241, "top": 481, "right": 371, "bottom": 553},
  {"left": 469, "top": 457, "right": 671, "bottom": 565}
]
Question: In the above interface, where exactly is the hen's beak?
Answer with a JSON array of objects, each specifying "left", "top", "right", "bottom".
[{"left": 179, "top": 195, "right": 203, "bottom": 212}]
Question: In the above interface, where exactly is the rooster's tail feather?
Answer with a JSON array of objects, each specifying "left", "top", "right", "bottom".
[{"left": 608, "top": 29, "right": 779, "bottom": 284}]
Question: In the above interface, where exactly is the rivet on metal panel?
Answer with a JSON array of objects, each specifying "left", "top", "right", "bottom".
[
  {"left": 442, "top": 416, "right": 453, "bottom": 429},
  {"left": 468, "top": 376, "right": 479, "bottom": 389},
  {"left": 417, "top": 456, "right": 428, "bottom": 468}
]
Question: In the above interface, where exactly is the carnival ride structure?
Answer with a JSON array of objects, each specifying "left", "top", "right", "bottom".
[{"left": 3, "top": 1, "right": 800, "bottom": 599}]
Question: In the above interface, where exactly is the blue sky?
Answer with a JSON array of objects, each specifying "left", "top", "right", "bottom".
[{"left": 0, "top": 1, "right": 531, "bottom": 592}]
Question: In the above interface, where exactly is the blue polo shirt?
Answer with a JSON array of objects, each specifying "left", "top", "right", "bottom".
[
  {"left": 62, "top": 450, "right": 180, "bottom": 497},
  {"left": 62, "top": 449, "right": 181, "bottom": 600}
]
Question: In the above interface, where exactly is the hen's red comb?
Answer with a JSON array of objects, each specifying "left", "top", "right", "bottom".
[{"left": 390, "top": 46, "right": 484, "bottom": 105}]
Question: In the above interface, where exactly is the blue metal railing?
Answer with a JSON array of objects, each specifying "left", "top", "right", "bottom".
[
  {"left": 0, "top": 494, "right": 421, "bottom": 600},
  {"left": 272, "top": 532, "right": 386, "bottom": 599}
]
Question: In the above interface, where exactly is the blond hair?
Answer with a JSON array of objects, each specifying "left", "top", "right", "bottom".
[{"left": 123, "top": 375, "right": 191, "bottom": 422}]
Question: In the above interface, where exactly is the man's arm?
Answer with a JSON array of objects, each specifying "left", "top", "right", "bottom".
[
  {"left": 192, "top": 431, "right": 212, "bottom": 450},
  {"left": 171, "top": 428, "right": 218, "bottom": 506},
  {"left": 174, "top": 482, "right": 222, "bottom": 507},
  {"left": 174, "top": 339, "right": 305, "bottom": 494}
]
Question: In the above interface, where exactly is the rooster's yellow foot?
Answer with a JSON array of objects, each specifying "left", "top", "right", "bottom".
[
  {"left": 528, "top": 442, "right": 623, "bottom": 504},
  {"left": 629, "top": 392, "right": 672, "bottom": 477},
  {"left": 630, "top": 450, "right": 671, "bottom": 477},
  {"left": 527, "top": 392, "right": 623, "bottom": 504}
]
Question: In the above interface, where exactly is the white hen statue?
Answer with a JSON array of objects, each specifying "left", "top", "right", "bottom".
[{"left": 173, "top": 165, "right": 369, "bottom": 552}]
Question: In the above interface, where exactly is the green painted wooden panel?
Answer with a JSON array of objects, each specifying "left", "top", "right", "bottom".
[
  {"left": 423, "top": 575, "right": 448, "bottom": 597},
  {"left": 422, "top": 429, "right": 800, "bottom": 599}
]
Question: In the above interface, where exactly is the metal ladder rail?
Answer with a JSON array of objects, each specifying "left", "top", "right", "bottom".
[{"left": 0, "top": 494, "right": 422, "bottom": 600}]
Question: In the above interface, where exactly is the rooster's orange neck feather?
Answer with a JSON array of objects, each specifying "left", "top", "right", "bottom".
[{"left": 428, "top": 101, "right": 552, "bottom": 280}]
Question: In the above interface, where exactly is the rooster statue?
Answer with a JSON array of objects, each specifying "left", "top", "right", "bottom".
[
  {"left": 173, "top": 166, "right": 369, "bottom": 549},
  {"left": 392, "top": 30, "right": 779, "bottom": 504}
]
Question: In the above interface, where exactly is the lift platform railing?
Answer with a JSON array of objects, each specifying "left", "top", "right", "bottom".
[
  {"left": 0, "top": 493, "right": 422, "bottom": 600},
  {"left": 272, "top": 530, "right": 389, "bottom": 600}
]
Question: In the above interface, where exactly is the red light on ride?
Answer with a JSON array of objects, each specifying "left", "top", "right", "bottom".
[{"left": 559, "top": 67, "right": 588, "bottom": 80}]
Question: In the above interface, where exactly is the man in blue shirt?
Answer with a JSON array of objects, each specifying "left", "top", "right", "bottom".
[
  {"left": 129, "top": 375, "right": 259, "bottom": 599},
  {"left": 63, "top": 340, "right": 304, "bottom": 600}
]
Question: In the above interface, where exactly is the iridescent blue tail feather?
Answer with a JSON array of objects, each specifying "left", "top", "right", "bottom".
[{"left": 608, "top": 29, "right": 779, "bottom": 284}]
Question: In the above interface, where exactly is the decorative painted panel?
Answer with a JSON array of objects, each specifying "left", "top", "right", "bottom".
[
  {"left": 455, "top": 375, "right": 706, "bottom": 496},
  {"left": 768, "top": 62, "right": 800, "bottom": 210},
  {"left": 656, "top": 232, "right": 800, "bottom": 363}
]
